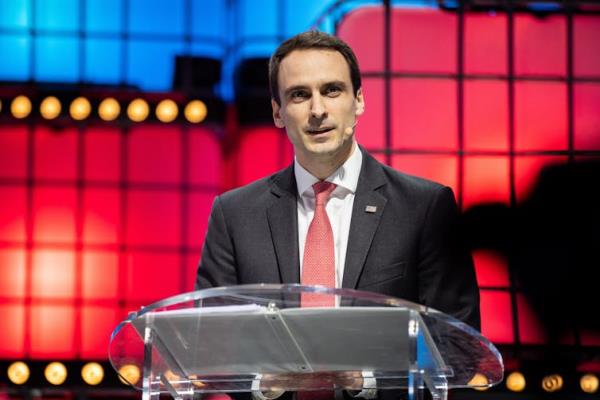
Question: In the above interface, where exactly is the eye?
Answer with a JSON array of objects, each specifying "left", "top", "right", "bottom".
[
  {"left": 324, "top": 85, "right": 342, "bottom": 96},
  {"left": 290, "top": 90, "right": 309, "bottom": 101}
]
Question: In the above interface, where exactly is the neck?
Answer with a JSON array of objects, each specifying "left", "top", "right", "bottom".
[{"left": 297, "top": 141, "right": 356, "bottom": 180}]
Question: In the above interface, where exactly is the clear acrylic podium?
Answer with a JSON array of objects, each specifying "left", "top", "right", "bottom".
[{"left": 109, "top": 284, "right": 503, "bottom": 400}]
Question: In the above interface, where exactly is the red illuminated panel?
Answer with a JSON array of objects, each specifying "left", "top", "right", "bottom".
[
  {"left": 392, "top": 155, "right": 458, "bottom": 196},
  {"left": 580, "top": 330, "right": 600, "bottom": 347},
  {"left": 84, "top": 127, "right": 121, "bottom": 182},
  {"left": 391, "top": 9, "right": 456, "bottom": 73},
  {"left": 32, "top": 187, "right": 77, "bottom": 243},
  {"left": 126, "top": 189, "right": 181, "bottom": 246},
  {"left": 464, "top": 81, "right": 509, "bottom": 151},
  {"left": 574, "top": 83, "right": 600, "bottom": 150},
  {"left": 0, "top": 304, "right": 25, "bottom": 358},
  {"left": 391, "top": 79, "right": 457, "bottom": 150},
  {"left": 30, "top": 304, "right": 75, "bottom": 358},
  {"left": 574, "top": 16, "right": 600, "bottom": 76},
  {"left": 186, "top": 192, "right": 214, "bottom": 248},
  {"left": 129, "top": 125, "right": 182, "bottom": 184},
  {"left": 236, "top": 127, "right": 293, "bottom": 187},
  {"left": 464, "top": 13, "right": 507, "bottom": 75},
  {"left": 514, "top": 14, "right": 566, "bottom": 76},
  {"left": 0, "top": 125, "right": 27, "bottom": 179},
  {"left": 189, "top": 127, "right": 222, "bottom": 187},
  {"left": 0, "top": 186, "right": 27, "bottom": 242},
  {"left": 515, "top": 156, "right": 567, "bottom": 202},
  {"left": 515, "top": 82, "right": 567, "bottom": 151},
  {"left": 186, "top": 254, "right": 199, "bottom": 293},
  {"left": 480, "top": 290, "right": 514, "bottom": 343},
  {"left": 34, "top": 126, "right": 77, "bottom": 181},
  {"left": 358, "top": 78, "right": 385, "bottom": 150},
  {"left": 82, "top": 251, "right": 119, "bottom": 300},
  {"left": 517, "top": 294, "right": 548, "bottom": 344},
  {"left": 338, "top": 6, "right": 384, "bottom": 72},
  {"left": 82, "top": 188, "right": 120, "bottom": 244},
  {"left": 463, "top": 157, "right": 510, "bottom": 209},
  {"left": 0, "top": 248, "right": 26, "bottom": 298},
  {"left": 472, "top": 250, "right": 509, "bottom": 287},
  {"left": 125, "top": 252, "right": 181, "bottom": 302},
  {"left": 31, "top": 249, "right": 75, "bottom": 299},
  {"left": 81, "top": 306, "right": 120, "bottom": 358}
]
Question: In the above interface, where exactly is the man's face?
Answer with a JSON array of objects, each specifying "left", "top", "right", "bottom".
[{"left": 272, "top": 49, "right": 364, "bottom": 166}]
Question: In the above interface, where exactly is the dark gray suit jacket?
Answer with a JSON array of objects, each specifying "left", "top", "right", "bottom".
[{"left": 196, "top": 148, "right": 480, "bottom": 329}]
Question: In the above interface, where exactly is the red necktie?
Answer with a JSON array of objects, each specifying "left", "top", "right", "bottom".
[{"left": 301, "top": 181, "right": 336, "bottom": 307}]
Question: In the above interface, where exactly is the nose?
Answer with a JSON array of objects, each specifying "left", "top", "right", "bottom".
[{"left": 310, "top": 94, "right": 327, "bottom": 119}]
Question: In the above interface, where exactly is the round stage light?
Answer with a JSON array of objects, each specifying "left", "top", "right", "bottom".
[
  {"left": 468, "top": 373, "right": 489, "bottom": 391},
  {"left": 581, "top": 374, "right": 599, "bottom": 394},
  {"left": 118, "top": 364, "right": 141, "bottom": 386},
  {"left": 542, "top": 374, "right": 563, "bottom": 392},
  {"left": 184, "top": 100, "right": 207, "bottom": 123},
  {"left": 127, "top": 98, "right": 149, "bottom": 122},
  {"left": 11, "top": 95, "right": 32, "bottom": 119},
  {"left": 81, "top": 362, "right": 104, "bottom": 386},
  {"left": 156, "top": 99, "right": 179, "bottom": 123},
  {"left": 506, "top": 371, "right": 526, "bottom": 392},
  {"left": 7, "top": 361, "right": 30, "bottom": 385},
  {"left": 70, "top": 97, "right": 91, "bottom": 120},
  {"left": 45, "top": 362, "right": 67, "bottom": 385},
  {"left": 98, "top": 97, "right": 120, "bottom": 121},
  {"left": 40, "top": 96, "right": 61, "bottom": 120}
]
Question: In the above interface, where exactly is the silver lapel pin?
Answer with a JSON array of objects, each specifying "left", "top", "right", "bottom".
[{"left": 365, "top": 205, "right": 377, "bottom": 213}]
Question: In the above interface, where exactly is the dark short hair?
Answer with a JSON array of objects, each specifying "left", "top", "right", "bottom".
[{"left": 269, "top": 30, "right": 362, "bottom": 105}]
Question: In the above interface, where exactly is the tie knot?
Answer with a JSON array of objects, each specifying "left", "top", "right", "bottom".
[{"left": 313, "top": 181, "right": 336, "bottom": 206}]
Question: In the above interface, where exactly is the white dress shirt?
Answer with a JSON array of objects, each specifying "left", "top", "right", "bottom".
[{"left": 295, "top": 144, "right": 363, "bottom": 288}]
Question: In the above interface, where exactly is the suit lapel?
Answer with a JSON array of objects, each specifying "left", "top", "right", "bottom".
[
  {"left": 342, "top": 150, "right": 388, "bottom": 289},
  {"left": 266, "top": 165, "right": 301, "bottom": 284}
]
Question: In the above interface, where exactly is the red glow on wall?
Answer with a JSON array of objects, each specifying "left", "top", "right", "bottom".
[
  {"left": 392, "top": 155, "right": 458, "bottom": 196},
  {"left": 234, "top": 126, "right": 293, "bottom": 187},
  {"left": 464, "top": 81, "right": 509, "bottom": 151},
  {"left": 392, "top": 79, "right": 457, "bottom": 150},
  {"left": 0, "top": 126, "right": 27, "bottom": 179},
  {"left": 463, "top": 157, "right": 510, "bottom": 209},
  {"left": 84, "top": 127, "right": 121, "bottom": 182},
  {"left": 129, "top": 125, "right": 182, "bottom": 184},
  {"left": 31, "top": 250, "right": 75, "bottom": 299},
  {"left": 0, "top": 186, "right": 27, "bottom": 242},
  {"left": 464, "top": 13, "right": 507, "bottom": 75},
  {"left": 480, "top": 291, "right": 514, "bottom": 343},
  {"left": 82, "top": 251, "right": 119, "bottom": 300},
  {"left": 472, "top": 250, "right": 510, "bottom": 287},
  {"left": 30, "top": 305, "right": 76, "bottom": 358}
]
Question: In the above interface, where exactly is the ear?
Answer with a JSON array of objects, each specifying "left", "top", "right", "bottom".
[
  {"left": 355, "top": 88, "right": 365, "bottom": 116},
  {"left": 271, "top": 99, "right": 285, "bottom": 128}
]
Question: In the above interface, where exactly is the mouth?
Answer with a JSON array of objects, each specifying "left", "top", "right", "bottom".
[{"left": 305, "top": 126, "right": 335, "bottom": 135}]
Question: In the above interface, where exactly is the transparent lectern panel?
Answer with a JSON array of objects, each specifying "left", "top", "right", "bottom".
[{"left": 109, "top": 284, "right": 503, "bottom": 394}]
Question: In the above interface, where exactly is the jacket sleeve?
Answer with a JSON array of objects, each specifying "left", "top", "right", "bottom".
[
  {"left": 195, "top": 196, "right": 239, "bottom": 290},
  {"left": 417, "top": 186, "right": 481, "bottom": 330}
]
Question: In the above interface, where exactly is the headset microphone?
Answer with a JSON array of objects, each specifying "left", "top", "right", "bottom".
[{"left": 344, "top": 121, "right": 358, "bottom": 135}]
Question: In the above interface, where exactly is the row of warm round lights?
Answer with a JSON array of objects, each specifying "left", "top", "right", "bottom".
[
  {"left": 7, "top": 361, "right": 106, "bottom": 386},
  {"left": 503, "top": 371, "right": 599, "bottom": 393},
  {"left": 3, "top": 96, "right": 207, "bottom": 123}
]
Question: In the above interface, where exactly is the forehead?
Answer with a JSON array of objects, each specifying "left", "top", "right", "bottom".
[{"left": 277, "top": 49, "right": 351, "bottom": 89}]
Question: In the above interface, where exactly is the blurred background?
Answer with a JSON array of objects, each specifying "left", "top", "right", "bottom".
[{"left": 0, "top": 0, "right": 599, "bottom": 398}]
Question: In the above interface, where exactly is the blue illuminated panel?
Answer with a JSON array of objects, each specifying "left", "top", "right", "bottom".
[
  {"left": 85, "top": 38, "right": 121, "bottom": 84},
  {"left": 127, "top": 40, "right": 184, "bottom": 90},
  {"left": 0, "top": 35, "right": 30, "bottom": 80},
  {"left": 35, "top": 0, "right": 79, "bottom": 32},
  {"left": 0, "top": 0, "right": 30, "bottom": 29},
  {"left": 129, "top": 0, "right": 184, "bottom": 36},
  {"left": 34, "top": 36, "right": 79, "bottom": 82},
  {"left": 85, "top": 0, "right": 122, "bottom": 33}
]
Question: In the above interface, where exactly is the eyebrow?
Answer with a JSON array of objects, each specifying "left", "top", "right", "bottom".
[{"left": 283, "top": 80, "right": 348, "bottom": 98}]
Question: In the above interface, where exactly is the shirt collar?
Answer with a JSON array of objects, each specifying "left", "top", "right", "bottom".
[{"left": 294, "top": 143, "right": 363, "bottom": 198}]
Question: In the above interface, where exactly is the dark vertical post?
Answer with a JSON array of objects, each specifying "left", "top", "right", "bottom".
[
  {"left": 384, "top": 0, "right": 392, "bottom": 166},
  {"left": 506, "top": 1, "right": 521, "bottom": 347}
]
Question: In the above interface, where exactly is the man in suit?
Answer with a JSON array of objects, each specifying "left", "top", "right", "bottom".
[{"left": 196, "top": 31, "right": 480, "bottom": 399}]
